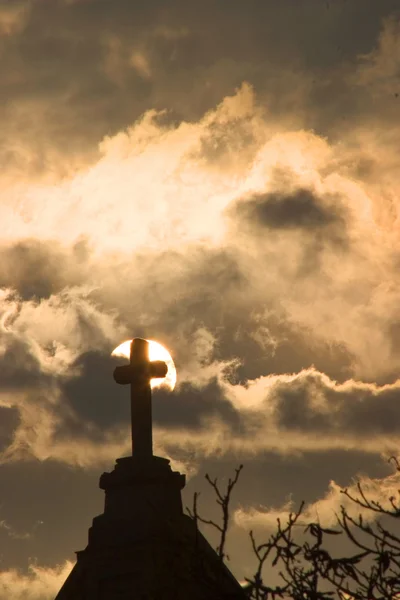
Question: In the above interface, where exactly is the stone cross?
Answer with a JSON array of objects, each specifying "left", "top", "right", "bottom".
[{"left": 113, "top": 338, "right": 168, "bottom": 459}]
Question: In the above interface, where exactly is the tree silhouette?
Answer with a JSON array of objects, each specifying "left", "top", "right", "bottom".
[{"left": 189, "top": 458, "right": 400, "bottom": 600}]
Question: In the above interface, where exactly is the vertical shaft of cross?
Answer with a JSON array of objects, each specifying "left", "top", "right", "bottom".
[
  {"left": 130, "top": 339, "right": 153, "bottom": 459},
  {"left": 114, "top": 337, "right": 168, "bottom": 460}
]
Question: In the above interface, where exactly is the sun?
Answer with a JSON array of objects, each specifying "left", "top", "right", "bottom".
[{"left": 111, "top": 339, "right": 177, "bottom": 391}]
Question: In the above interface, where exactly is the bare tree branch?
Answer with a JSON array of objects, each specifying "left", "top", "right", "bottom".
[
  {"left": 187, "top": 464, "right": 243, "bottom": 562},
  {"left": 189, "top": 457, "right": 400, "bottom": 599}
]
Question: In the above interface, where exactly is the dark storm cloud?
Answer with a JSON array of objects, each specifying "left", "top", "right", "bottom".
[
  {"left": 153, "top": 378, "right": 242, "bottom": 432},
  {"left": 223, "top": 319, "right": 354, "bottom": 385},
  {"left": 58, "top": 351, "right": 129, "bottom": 433},
  {"left": 227, "top": 186, "right": 349, "bottom": 279},
  {"left": 272, "top": 370, "right": 400, "bottom": 438},
  {"left": 0, "top": 333, "right": 50, "bottom": 390},
  {"left": 231, "top": 188, "right": 346, "bottom": 233},
  {"left": 0, "top": 238, "right": 90, "bottom": 300},
  {"left": 1, "top": 0, "right": 399, "bottom": 173},
  {"left": 326, "top": 385, "right": 400, "bottom": 436},
  {"left": 0, "top": 407, "right": 19, "bottom": 452}
]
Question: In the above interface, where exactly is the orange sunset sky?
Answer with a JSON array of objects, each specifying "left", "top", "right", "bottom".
[{"left": 1, "top": 0, "right": 400, "bottom": 597}]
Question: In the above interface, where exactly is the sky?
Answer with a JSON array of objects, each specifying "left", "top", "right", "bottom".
[{"left": 1, "top": 0, "right": 400, "bottom": 596}]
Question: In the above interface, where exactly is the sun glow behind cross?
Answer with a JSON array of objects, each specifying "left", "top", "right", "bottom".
[{"left": 111, "top": 339, "right": 177, "bottom": 390}]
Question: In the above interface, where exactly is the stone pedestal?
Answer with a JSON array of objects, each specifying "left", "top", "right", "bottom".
[
  {"left": 88, "top": 455, "right": 185, "bottom": 547},
  {"left": 54, "top": 456, "right": 246, "bottom": 600}
]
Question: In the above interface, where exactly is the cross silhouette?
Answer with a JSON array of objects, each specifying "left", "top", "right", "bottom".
[{"left": 113, "top": 338, "right": 167, "bottom": 459}]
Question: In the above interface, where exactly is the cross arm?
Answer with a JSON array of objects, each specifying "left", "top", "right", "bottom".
[{"left": 113, "top": 360, "right": 168, "bottom": 385}]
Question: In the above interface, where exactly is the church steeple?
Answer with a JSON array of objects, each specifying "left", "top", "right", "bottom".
[{"left": 54, "top": 338, "right": 246, "bottom": 599}]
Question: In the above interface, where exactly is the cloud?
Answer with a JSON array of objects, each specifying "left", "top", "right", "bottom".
[
  {"left": 220, "top": 369, "right": 400, "bottom": 454},
  {"left": 157, "top": 366, "right": 400, "bottom": 461},
  {"left": 231, "top": 188, "right": 346, "bottom": 233},
  {"left": 138, "top": 367, "right": 400, "bottom": 465},
  {"left": 354, "top": 15, "right": 400, "bottom": 100},
  {"left": 0, "top": 287, "right": 130, "bottom": 465},
  {"left": 0, "top": 80, "right": 388, "bottom": 383},
  {"left": 0, "top": 516, "right": 40, "bottom": 541},
  {"left": 0, "top": 238, "right": 90, "bottom": 301},
  {"left": 153, "top": 379, "right": 242, "bottom": 433},
  {"left": 0, "top": 123, "right": 396, "bottom": 466},
  {"left": 5, "top": 357, "right": 400, "bottom": 469},
  {"left": 0, "top": 0, "right": 388, "bottom": 180},
  {"left": 235, "top": 466, "right": 400, "bottom": 530},
  {"left": 0, "top": 561, "right": 73, "bottom": 600},
  {"left": 0, "top": 1, "right": 398, "bottom": 506},
  {"left": 0, "top": 2, "right": 30, "bottom": 36},
  {"left": 1, "top": 70, "right": 400, "bottom": 469},
  {"left": 0, "top": 287, "right": 122, "bottom": 378}
]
